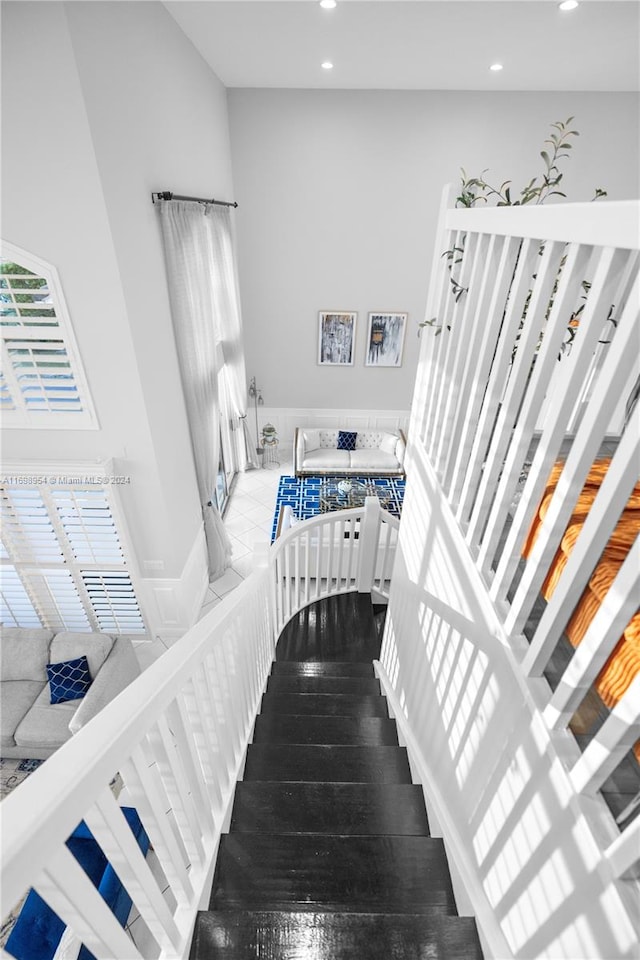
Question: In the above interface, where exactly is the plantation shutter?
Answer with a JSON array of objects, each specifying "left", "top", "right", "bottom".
[
  {"left": 0, "top": 245, "right": 97, "bottom": 428},
  {"left": 0, "top": 484, "right": 146, "bottom": 635}
]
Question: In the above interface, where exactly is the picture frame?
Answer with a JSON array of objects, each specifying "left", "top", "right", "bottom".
[
  {"left": 318, "top": 311, "right": 357, "bottom": 366},
  {"left": 365, "top": 312, "right": 407, "bottom": 367}
]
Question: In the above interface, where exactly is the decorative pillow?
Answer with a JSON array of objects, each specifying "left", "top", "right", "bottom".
[
  {"left": 380, "top": 432, "right": 399, "bottom": 456},
  {"left": 337, "top": 430, "right": 357, "bottom": 451},
  {"left": 47, "top": 655, "right": 92, "bottom": 705}
]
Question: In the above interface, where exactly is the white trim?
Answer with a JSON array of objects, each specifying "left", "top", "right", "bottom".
[
  {"left": 445, "top": 200, "right": 640, "bottom": 251},
  {"left": 136, "top": 523, "right": 209, "bottom": 643}
]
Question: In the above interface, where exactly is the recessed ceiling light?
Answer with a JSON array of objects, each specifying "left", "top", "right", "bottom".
[
  {"left": 320, "top": 0, "right": 337, "bottom": 8},
  {"left": 489, "top": 63, "right": 503, "bottom": 72},
  {"left": 559, "top": 1, "right": 579, "bottom": 10},
  {"left": 321, "top": 61, "right": 334, "bottom": 70}
]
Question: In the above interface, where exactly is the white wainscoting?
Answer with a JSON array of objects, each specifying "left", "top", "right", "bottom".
[
  {"left": 252, "top": 407, "right": 411, "bottom": 456},
  {"left": 136, "top": 523, "right": 209, "bottom": 642}
]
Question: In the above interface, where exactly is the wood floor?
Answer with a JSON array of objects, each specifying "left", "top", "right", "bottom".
[{"left": 189, "top": 593, "right": 484, "bottom": 959}]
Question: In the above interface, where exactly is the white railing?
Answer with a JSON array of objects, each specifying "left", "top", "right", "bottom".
[
  {"left": 272, "top": 497, "right": 399, "bottom": 632},
  {"left": 1, "top": 497, "right": 395, "bottom": 960},
  {"left": 378, "top": 191, "right": 640, "bottom": 958}
]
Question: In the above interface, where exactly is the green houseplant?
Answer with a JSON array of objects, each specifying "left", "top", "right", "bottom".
[{"left": 420, "top": 117, "right": 609, "bottom": 351}]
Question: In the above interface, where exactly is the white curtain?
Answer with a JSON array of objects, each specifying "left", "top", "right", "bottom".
[
  {"left": 158, "top": 200, "right": 232, "bottom": 580},
  {"left": 206, "top": 205, "right": 259, "bottom": 471}
]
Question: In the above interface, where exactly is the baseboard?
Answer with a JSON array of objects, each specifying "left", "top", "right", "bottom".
[
  {"left": 136, "top": 524, "right": 209, "bottom": 643},
  {"left": 251, "top": 407, "right": 411, "bottom": 456}
]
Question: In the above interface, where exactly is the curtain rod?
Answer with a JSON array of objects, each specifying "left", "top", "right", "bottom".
[{"left": 151, "top": 191, "right": 238, "bottom": 209}]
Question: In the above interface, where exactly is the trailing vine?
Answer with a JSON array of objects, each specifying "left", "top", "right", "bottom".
[{"left": 420, "top": 117, "right": 608, "bottom": 340}]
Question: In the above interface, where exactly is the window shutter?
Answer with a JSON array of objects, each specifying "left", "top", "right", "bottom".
[
  {"left": 0, "top": 245, "right": 97, "bottom": 429},
  {"left": 0, "top": 564, "right": 42, "bottom": 628},
  {"left": 0, "top": 482, "right": 146, "bottom": 635}
]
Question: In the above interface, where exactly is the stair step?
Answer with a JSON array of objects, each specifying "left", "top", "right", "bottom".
[
  {"left": 266, "top": 675, "right": 381, "bottom": 695},
  {"left": 252, "top": 714, "right": 399, "bottom": 746},
  {"left": 211, "top": 834, "right": 457, "bottom": 915},
  {"left": 260, "top": 692, "right": 389, "bottom": 717},
  {"left": 271, "top": 661, "right": 375, "bottom": 678},
  {"left": 243, "top": 744, "right": 413, "bottom": 783},
  {"left": 191, "top": 909, "right": 484, "bottom": 960},
  {"left": 276, "top": 593, "right": 380, "bottom": 662},
  {"left": 230, "top": 782, "right": 429, "bottom": 835}
]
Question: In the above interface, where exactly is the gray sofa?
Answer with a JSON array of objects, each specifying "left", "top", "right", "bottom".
[
  {"left": 0, "top": 627, "right": 141, "bottom": 759},
  {"left": 294, "top": 427, "right": 406, "bottom": 477}
]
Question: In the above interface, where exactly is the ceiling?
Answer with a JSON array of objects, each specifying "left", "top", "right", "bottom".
[{"left": 164, "top": 0, "right": 640, "bottom": 91}]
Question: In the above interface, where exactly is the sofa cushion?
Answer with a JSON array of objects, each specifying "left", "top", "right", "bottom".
[
  {"left": 302, "top": 428, "right": 320, "bottom": 452},
  {"left": 319, "top": 430, "right": 340, "bottom": 448},
  {"left": 355, "top": 431, "right": 386, "bottom": 449},
  {"left": 337, "top": 430, "right": 358, "bottom": 451},
  {"left": 349, "top": 449, "right": 400, "bottom": 472},
  {"left": 14, "top": 684, "right": 78, "bottom": 750},
  {"left": 0, "top": 628, "right": 53, "bottom": 682},
  {"left": 303, "top": 449, "right": 351, "bottom": 471},
  {"left": 50, "top": 632, "right": 114, "bottom": 680},
  {"left": 0, "top": 680, "right": 46, "bottom": 749},
  {"left": 47, "top": 655, "right": 92, "bottom": 704}
]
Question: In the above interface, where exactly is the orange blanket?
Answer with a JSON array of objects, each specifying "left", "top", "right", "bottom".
[{"left": 523, "top": 458, "right": 640, "bottom": 729}]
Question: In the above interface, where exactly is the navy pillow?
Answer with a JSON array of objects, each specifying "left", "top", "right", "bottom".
[
  {"left": 47, "top": 655, "right": 92, "bottom": 704},
  {"left": 337, "top": 430, "right": 357, "bottom": 451}
]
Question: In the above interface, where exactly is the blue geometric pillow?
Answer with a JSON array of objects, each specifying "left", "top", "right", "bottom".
[
  {"left": 337, "top": 430, "right": 357, "bottom": 451},
  {"left": 47, "top": 655, "right": 92, "bottom": 705}
]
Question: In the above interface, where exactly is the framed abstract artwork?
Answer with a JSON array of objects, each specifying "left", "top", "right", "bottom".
[
  {"left": 318, "top": 311, "right": 357, "bottom": 366},
  {"left": 365, "top": 312, "right": 407, "bottom": 367}
]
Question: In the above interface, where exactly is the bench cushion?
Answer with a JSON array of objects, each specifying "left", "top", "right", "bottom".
[
  {"left": 303, "top": 449, "right": 351, "bottom": 471},
  {"left": 14, "top": 685, "right": 77, "bottom": 750},
  {"left": 0, "top": 680, "right": 46, "bottom": 749},
  {"left": 349, "top": 449, "right": 399, "bottom": 472}
]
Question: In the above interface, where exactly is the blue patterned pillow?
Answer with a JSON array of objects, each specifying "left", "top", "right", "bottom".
[
  {"left": 337, "top": 430, "right": 357, "bottom": 451},
  {"left": 47, "top": 655, "right": 92, "bottom": 704}
]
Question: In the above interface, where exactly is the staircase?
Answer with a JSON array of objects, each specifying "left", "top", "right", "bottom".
[{"left": 189, "top": 593, "right": 483, "bottom": 959}]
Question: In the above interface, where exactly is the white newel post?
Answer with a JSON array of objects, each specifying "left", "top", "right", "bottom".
[{"left": 356, "top": 497, "right": 382, "bottom": 593}]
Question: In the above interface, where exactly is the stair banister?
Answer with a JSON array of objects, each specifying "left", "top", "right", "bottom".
[
  {"left": 0, "top": 504, "right": 396, "bottom": 959},
  {"left": 378, "top": 189, "right": 640, "bottom": 959}
]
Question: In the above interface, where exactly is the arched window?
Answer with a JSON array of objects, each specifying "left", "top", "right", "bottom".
[{"left": 1, "top": 242, "right": 97, "bottom": 428}]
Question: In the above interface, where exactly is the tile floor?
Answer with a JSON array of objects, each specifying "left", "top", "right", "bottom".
[
  {"left": 200, "top": 455, "right": 293, "bottom": 617},
  {"left": 135, "top": 455, "right": 293, "bottom": 670}
]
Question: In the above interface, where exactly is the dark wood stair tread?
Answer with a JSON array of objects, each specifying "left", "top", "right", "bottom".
[
  {"left": 230, "top": 782, "right": 429, "bottom": 835},
  {"left": 243, "top": 744, "right": 413, "bottom": 783},
  {"left": 211, "top": 834, "right": 457, "bottom": 914},
  {"left": 276, "top": 593, "right": 381, "bottom": 662},
  {"left": 190, "top": 596, "right": 484, "bottom": 960},
  {"left": 271, "top": 661, "right": 375, "bottom": 678},
  {"left": 266, "top": 675, "right": 381, "bottom": 695},
  {"left": 252, "top": 714, "right": 399, "bottom": 746},
  {"left": 260, "top": 692, "right": 389, "bottom": 717},
  {"left": 191, "top": 909, "right": 484, "bottom": 959}
]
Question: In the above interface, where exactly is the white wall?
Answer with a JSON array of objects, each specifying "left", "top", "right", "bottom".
[
  {"left": 1, "top": 1, "right": 236, "bottom": 633},
  {"left": 228, "top": 89, "right": 639, "bottom": 412}
]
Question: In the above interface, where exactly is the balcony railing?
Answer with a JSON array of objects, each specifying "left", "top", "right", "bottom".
[{"left": 0, "top": 497, "right": 397, "bottom": 960}]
